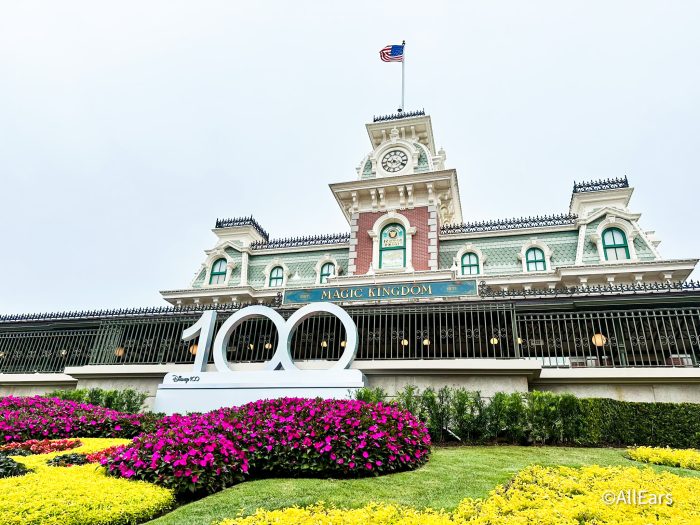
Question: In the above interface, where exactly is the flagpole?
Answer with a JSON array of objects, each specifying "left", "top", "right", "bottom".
[{"left": 401, "top": 40, "right": 406, "bottom": 111}]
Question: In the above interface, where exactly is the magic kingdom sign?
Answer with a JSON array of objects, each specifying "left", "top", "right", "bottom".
[{"left": 283, "top": 279, "right": 477, "bottom": 305}]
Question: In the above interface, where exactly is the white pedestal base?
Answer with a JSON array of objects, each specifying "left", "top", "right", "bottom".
[{"left": 153, "top": 369, "right": 367, "bottom": 414}]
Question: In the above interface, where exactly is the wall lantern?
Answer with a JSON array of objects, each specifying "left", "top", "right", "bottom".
[
  {"left": 114, "top": 346, "right": 126, "bottom": 357},
  {"left": 591, "top": 333, "right": 607, "bottom": 347},
  {"left": 59, "top": 349, "right": 68, "bottom": 357},
  {"left": 422, "top": 338, "right": 431, "bottom": 346},
  {"left": 340, "top": 340, "right": 347, "bottom": 348},
  {"left": 189, "top": 344, "right": 198, "bottom": 356},
  {"left": 321, "top": 340, "right": 328, "bottom": 348},
  {"left": 401, "top": 339, "right": 409, "bottom": 347},
  {"left": 249, "top": 343, "right": 255, "bottom": 350},
  {"left": 516, "top": 337, "right": 523, "bottom": 345},
  {"left": 490, "top": 337, "right": 499, "bottom": 345},
  {"left": 264, "top": 342, "right": 272, "bottom": 350},
  {"left": 0, "top": 352, "right": 5, "bottom": 358}
]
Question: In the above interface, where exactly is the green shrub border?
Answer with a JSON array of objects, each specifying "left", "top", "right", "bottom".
[
  {"left": 355, "top": 386, "right": 700, "bottom": 448},
  {"left": 46, "top": 388, "right": 149, "bottom": 413}
]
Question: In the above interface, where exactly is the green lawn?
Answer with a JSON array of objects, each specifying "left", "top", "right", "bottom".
[{"left": 147, "top": 446, "right": 700, "bottom": 525}]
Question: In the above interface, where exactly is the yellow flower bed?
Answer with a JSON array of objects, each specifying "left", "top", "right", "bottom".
[
  {"left": 219, "top": 503, "right": 455, "bottom": 525},
  {"left": 627, "top": 446, "right": 700, "bottom": 471},
  {"left": 0, "top": 438, "right": 174, "bottom": 525},
  {"left": 219, "top": 465, "right": 700, "bottom": 525}
]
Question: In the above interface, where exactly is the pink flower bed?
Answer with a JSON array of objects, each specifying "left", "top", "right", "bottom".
[
  {"left": 105, "top": 398, "right": 430, "bottom": 496},
  {"left": 0, "top": 396, "right": 151, "bottom": 442}
]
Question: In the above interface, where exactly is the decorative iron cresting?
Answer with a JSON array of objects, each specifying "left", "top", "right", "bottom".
[
  {"left": 572, "top": 176, "right": 629, "bottom": 193},
  {"left": 214, "top": 216, "right": 269, "bottom": 241},
  {"left": 441, "top": 213, "right": 578, "bottom": 235},
  {"left": 251, "top": 233, "right": 350, "bottom": 250},
  {"left": 478, "top": 279, "right": 700, "bottom": 298},
  {"left": 373, "top": 109, "right": 426, "bottom": 122},
  {"left": 0, "top": 302, "right": 250, "bottom": 324}
]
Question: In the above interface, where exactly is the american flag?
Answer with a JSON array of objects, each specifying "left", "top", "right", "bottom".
[{"left": 379, "top": 44, "right": 404, "bottom": 62}]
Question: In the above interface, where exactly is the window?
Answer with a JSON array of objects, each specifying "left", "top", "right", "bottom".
[
  {"left": 379, "top": 224, "right": 406, "bottom": 270},
  {"left": 269, "top": 266, "right": 284, "bottom": 287},
  {"left": 461, "top": 253, "right": 479, "bottom": 275},
  {"left": 525, "top": 248, "right": 546, "bottom": 272},
  {"left": 320, "top": 262, "right": 335, "bottom": 284},
  {"left": 602, "top": 227, "right": 630, "bottom": 261},
  {"left": 209, "top": 258, "right": 227, "bottom": 285}
]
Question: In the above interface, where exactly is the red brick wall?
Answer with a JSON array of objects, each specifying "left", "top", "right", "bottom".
[{"left": 354, "top": 207, "right": 430, "bottom": 274}]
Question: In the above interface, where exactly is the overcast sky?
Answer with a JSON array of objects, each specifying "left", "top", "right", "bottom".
[{"left": 1, "top": 1, "right": 698, "bottom": 313}]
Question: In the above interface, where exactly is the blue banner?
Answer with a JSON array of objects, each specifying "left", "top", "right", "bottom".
[{"left": 283, "top": 279, "right": 477, "bottom": 305}]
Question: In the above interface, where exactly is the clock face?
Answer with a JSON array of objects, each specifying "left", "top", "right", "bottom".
[{"left": 381, "top": 150, "right": 408, "bottom": 173}]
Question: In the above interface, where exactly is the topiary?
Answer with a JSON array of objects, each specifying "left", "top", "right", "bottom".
[{"left": 0, "top": 454, "right": 28, "bottom": 478}]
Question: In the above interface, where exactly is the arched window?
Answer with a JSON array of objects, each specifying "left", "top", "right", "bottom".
[
  {"left": 269, "top": 266, "right": 284, "bottom": 287},
  {"left": 525, "top": 247, "right": 546, "bottom": 272},
  {"left": 320, "top": 262, "right": 335, "bottom": 284},
  {"left": 379, "top": 224, "right": 406, "bottom": 270},
  {"left": 461, "top": 253, "right": 479, "bottom": 275},
  {"left": 209, "top": 258, "right": 227, "bottom": 285},
  {"left": 602, "top": 227, "right": 630, "bottom": 261}
]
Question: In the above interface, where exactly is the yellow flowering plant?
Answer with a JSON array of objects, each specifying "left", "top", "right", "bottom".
[
  {"left": 218, "top": 465, "right": 700, "bottom": 525},
  {"left": 627, "top": 446, "right": 700, "bottom": 471},
  {"left": 0, "top": 438, "right": 174, "bottom": 525}
]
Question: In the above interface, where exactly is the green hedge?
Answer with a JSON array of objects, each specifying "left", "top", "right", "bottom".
[
  {"left": 353, "top": 386, "right": 700, "bottom": 448},
  {"left": 46, "top": 388, "right": 149, "bottom": 413}
]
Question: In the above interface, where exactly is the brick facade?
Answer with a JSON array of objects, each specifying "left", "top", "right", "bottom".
[{"left": 352, "top": 207, "right": 432, "bottom": 275}]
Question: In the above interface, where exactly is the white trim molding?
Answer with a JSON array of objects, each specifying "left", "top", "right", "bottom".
[
  {"left": 367, "top": 211, "right": 418, "bottom": 274},
  {"left": 590, "top": 216, "right": 639, "bottom": 263},
  {"left": 314, "top": 254, "right": 341, "bottom": 284},
  {"left": 454, "top": 243, "right": 487, "bottom": 277},
  {"left": 263, "top": 259, "right": 289, "bottom": 289},
  {"left": 517, "top": 239, "right": 555, "bottom": 273}
]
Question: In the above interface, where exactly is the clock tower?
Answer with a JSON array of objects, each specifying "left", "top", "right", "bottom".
[{"left": 329, "top": 110, "right": 463, "bottom": 278}]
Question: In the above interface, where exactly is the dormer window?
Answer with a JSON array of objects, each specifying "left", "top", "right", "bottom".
[
  {"left": 602, "top": 227, "right": 630, "bottom": 261},
  {"left": 320, "top": 262, "right": 335, "bottom": 284},
  {"left": 269, "top": 266, "right": 284, "bottom": 288},
  {"left": 379, "top": 224, "right": 406, "bottom": 270},
  {"left": 461, "top": 253, "right": 479, "bottom": 275},
  {"left": 525, "top": 248, "right": 546, "bottom": 272},
  {"left": 209, "top": 258, "right": 227, "bottom": 285}
]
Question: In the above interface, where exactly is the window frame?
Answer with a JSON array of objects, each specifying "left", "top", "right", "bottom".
[
  {"left": 525, "top": 247, "right": 546, "bottom": 272},
  {"left": 602, "top": 227, "right": 630, "bottom": 261},
  {"left": 379, "top": 223, "right": 406, "bottom": 270},
  {"left": 208, "top": 258, "right": 227, "bottom": 285},
  {"left": 461, "top": 252, "right": 480, "bottom": 275},
  {"left": 268, "top": 266, "right": 284, "bottom": 288},
  {"left": 319, "top": 262, "right": 335, "bottom": 284}
]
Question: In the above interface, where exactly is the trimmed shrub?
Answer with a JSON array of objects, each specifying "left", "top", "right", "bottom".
[
  {"left": 354, "top": 387, "right": 388, "bottom": 404},
  {"left": 105, "top": 398, "right": 431, "bottom": 496},
  {"left": 486, "top": 392, "right": 526, "bottom": 444},
  {"left": 46, "top": 453, "right": 89, "bottom": 467},
  {"left": 0, "top": 455, "right": 27, "bottom": 478},
  {"left": 450, "top": 388, "right": 486, "bottom": 443},
  {"left": 0, "top": 396, "right": 151, "bottom": 442},
  {"left": 47, "top": 388, "right": 149, "bottom": 413}
]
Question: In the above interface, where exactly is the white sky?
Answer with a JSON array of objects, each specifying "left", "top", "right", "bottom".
[{"left": 1, "top": 1, "right": 699, "bottom": 313}]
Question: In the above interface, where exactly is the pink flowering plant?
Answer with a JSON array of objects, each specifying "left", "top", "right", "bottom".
[
  {"left": 104, "top": 409, "right": 249, "bottom": 495},
  {"left": 0, "top": 396, "right": 152, "bottom": 442},
  {"left": 0, "top": 438, "right": 82, "bottom": 455},
  {"left": 104, "top": 398, "right": 430, "bottom": 497}
]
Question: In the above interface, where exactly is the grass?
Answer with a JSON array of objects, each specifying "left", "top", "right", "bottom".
[{"left": 146, "top": 446, "right": 700, "bottom": 525}]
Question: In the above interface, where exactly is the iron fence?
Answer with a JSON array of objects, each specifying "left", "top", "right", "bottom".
[{"left": 0, "top": 297, "right": 699, "bottom": 374}]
